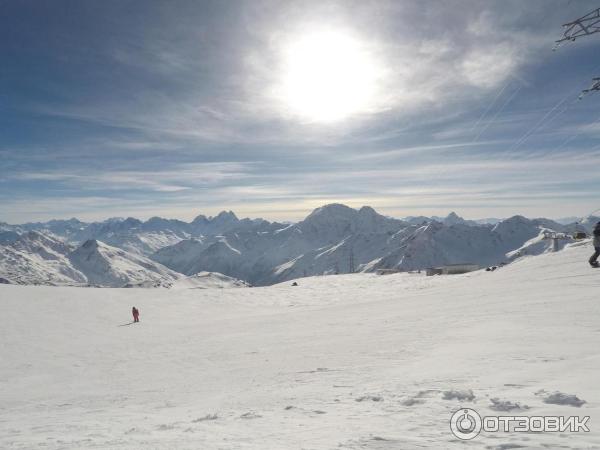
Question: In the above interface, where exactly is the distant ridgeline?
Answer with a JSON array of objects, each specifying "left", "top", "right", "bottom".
[{"left": 0, "top": 204, "right": 595, "bottom": 287}]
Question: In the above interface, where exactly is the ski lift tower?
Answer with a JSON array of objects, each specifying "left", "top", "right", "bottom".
[
  {"left": 579, "top": 78, "right": 600, "bottom": 99},
  {"left": 555, "top": 7, "right": 600, "bottom": 99},
  {"left": 573, "top": 222, "right": 588, "bottom": 239},
  {"left": 542, "top": 231, "right": 570, "bottom": 252},
  {"left": 554, "top": 7, "right": 600, "bottom": 49}
]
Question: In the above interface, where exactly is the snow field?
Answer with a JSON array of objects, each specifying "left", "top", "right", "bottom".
[{"left": 1, "top": 242, "right": 599, "bottom": 449}]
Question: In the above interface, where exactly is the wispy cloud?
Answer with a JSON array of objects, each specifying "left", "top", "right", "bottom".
[{"left": 4, "top": 162, "right": 258, "bottom": 193}]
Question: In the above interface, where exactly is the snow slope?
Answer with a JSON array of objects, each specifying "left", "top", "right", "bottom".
[
  {"left": 151, "top": 238, "right": 209, "bottom": 273},
  {"left": 507, "top": 229, "right": 575, "bottom": 260},
  {"left": 1, "top": 241, "right": 598, "bottom": 449}
]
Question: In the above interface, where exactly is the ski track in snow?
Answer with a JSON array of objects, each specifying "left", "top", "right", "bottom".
[{"left": 1, "top": 243, "right": 599, "bottom": 449}]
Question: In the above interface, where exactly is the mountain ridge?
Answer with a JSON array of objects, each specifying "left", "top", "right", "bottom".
[{"left": 2, "top": 204, "right": 598, "bottom": 287}]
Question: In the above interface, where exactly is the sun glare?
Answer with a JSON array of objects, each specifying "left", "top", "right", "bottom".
[{"left": 279, "top": 31, "right": 380, "bottom": 123}]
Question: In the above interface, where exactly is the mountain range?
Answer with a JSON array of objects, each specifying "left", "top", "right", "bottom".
[{"left": 1, "top": 204, "right": 596, "bottom": 287}]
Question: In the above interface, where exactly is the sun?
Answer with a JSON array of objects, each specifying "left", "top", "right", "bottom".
[{"left": 279, "top": 30, "right": 380, "bottom": 123}]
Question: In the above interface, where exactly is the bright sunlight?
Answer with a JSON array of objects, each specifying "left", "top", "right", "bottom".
[{"left": 279, "top": 30, "right": 381, "bottom": 123}]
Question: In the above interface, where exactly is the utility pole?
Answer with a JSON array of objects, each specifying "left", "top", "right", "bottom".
[{"left": 349, "top": 249, "right": 355, "bottom": 274}]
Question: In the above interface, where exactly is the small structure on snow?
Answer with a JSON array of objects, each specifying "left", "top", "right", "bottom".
[
  {"left": 376, "top": 268, "right": 401, "bottom": 275},
  {"left": 542, "top": 231, "right": 572, "bottom": 252},
  {"left": 426, "top": 263, "right": 479, "bottom": 276}
]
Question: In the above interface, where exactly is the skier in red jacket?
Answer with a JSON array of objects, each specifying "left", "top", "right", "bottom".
[{"left": 132, "top": 306, "right": 140, "bottom": 323}]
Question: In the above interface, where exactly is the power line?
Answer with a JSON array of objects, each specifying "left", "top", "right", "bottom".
[
  {"left": 549, "top": 113, "right": 600, "bottom": 155},
  {"left": 503, "top": 69, "right": 600, "bottom": 154},
  {"left": 470, "top": 82, "right": 510, "bottom": 134},
  {"left": 472, "top": 84, "right": 522, "bottom": 143},
  {"left": 507, "top": 93, "right": 572, "bottom": 153}
]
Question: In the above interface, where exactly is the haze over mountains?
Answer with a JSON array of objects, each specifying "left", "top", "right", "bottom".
[{"left": 1, "top": 204, "right": 596, "bottom": 287}]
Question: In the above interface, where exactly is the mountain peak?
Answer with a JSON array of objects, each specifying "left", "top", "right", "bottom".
[
  {"left": 68, "top": 238, "right": 179, "bottom": 287},
  {"left": 358, "top": 205, "right": 377, "bottom": 216},
  {"left": 443, "top": 211, "right": 465, "bottom": 225},
  {"left": 306, "top": 203, "right": 355, "bottom": 219},
  {"left": 146, "top": 216, "right": 166, "bottom": 223},
  {"left": 499, "top": 215, "right": 529, "bottom": 225},
  {"left": 209, "top": 211, "right": 239, "bottom": 229},
  {"left": 81, "top": 239, "right": 101, "bottom": 250},
  {"left": 123, "top": 217, "right": 142, "bottom": 226},
  {"left": 191, "top": 214, "right": 208, "bottom": 225},
  {"left": 214, "top": 210, "right": 238, "bottom": 221}
]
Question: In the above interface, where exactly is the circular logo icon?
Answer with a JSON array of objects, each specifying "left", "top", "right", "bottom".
[{"left": 450, "top": 408, "right": 482, "bottom": 440}]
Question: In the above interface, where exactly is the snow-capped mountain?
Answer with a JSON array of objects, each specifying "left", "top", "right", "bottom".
[
  {"left": 0, "top": 231, "right": 86, "bottom": 285},
  {"left": 371, "top": 221, "right": 503, "bottom": 272},
  {"left": 19, "top": 218, "right": 88, "bottom": 240},
  {"left": 69, "top": 217, "right": 190, "bottom": 256},
  {"left": 150, "top": 204, "right": 409, "bottom": 285},
  {"left": 191, "top": 211, "right": 239, "bottom": 235},
  {"left": 0, "top": 222, "right": 24, "bottom": 245},
  {"left": 2, "top": 204, "right": 593, "bottom": 287},
  {"left": 474, "top": 217, "right": 502, "bottom": 225},
  {"left": 0, "top": 233, "right": 179, "bottom": 287},
  {"left": 431, "top": 212, "right": 478, "bottom": 226},
  {"left": 151, "top": 238, "right": 209, "bottom": 273},
  {"left": 68, "top": 240, "right": 180, "bottom": 288},
  {"left": 404, "top": 212, "right": 479, "bottom": 226},
  {"left": 298, "top": 204, "right": 405, "bottom": 242},
  {"left": 150, "top": 204, "right": 576, "bottom": 285},
  {"left": 0, "top": 230, "right": 21, "bottom": 245},
  {"left": 6, "top": 212, "right": 283, "bottom": 256},
  {"left": 492, "top": 215, "right": 557, "bottom": 252}
]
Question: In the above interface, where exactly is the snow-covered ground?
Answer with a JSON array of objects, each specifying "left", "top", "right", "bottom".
[{"left": 1, "top": 241, "right": 599, "bottom": 449}]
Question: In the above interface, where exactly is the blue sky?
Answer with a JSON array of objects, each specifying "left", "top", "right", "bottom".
[{"left": 2, "top": 0, "right": 600, "bottom": 223}]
